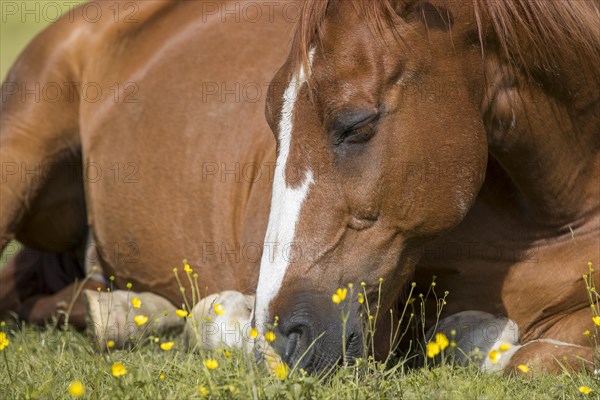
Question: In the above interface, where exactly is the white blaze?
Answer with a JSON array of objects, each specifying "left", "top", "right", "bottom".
[{"left": 254, "top": 53, "right": 314, "bottom": 329}]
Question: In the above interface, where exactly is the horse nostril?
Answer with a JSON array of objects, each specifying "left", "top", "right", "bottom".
[
  {"left": 284, "top": 331, "right": 300, "bottom": 361},
  {"left": 281, "top": 323, "right": 314, "bottom": 368}
]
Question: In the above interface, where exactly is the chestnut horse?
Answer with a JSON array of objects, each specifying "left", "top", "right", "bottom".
[{"left": 1, "top": 0, "right": 599, "bottom": 374}]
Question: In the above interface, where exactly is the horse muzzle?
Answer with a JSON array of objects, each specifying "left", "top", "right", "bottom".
[{"left": 261, "top": 292, "right": 364, "bottom": 373}]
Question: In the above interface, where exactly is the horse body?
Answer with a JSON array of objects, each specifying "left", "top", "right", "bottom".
[
  {"left": 1, "top": 0, "right": 599, "bottom": 374},
  {"left": 1, "top": 0, "right": 293, "bottom": 314},
  {"left": 77, "top": 0, "right": 288, "bottom": 302}
]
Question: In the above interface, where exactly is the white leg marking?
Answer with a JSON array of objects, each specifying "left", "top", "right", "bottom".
[
  {"left": 254, "top": 51, "right": 315, "bottom": 328},
  {"left": 428, "top": 310, "right": 522, "bottom": 372}
]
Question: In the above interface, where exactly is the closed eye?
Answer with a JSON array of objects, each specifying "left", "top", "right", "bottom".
[{"left": 330, "top": 109, "right": 380, "bottom": 145}]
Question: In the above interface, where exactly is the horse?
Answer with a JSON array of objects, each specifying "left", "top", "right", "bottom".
[{"left": 1, "top": 0, "right": 599, "bottom": 375}]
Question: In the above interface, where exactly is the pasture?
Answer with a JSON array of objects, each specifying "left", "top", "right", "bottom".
[
  {"left": 1, "top": 1, "right": 599, "bottom": 399},
  {"left": 0, "top": 320, "right": 596, "bottom": 399},
  {"left": 0, "top": 280, "right": 598, "bottom": 399}
]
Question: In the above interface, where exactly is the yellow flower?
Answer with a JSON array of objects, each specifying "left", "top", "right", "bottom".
[
  {"left": 223, "top": 350, "right": 231, "bottom": 358},
  {"left": 498, "top": 342, "right": 511, "bottom": 352},
  {"left": 488, "top": 349, "right": 501, "bottom": 365},
  {"left": 0, "top": 332, "right": 9, "bottom": 350},
  {"left": 274, "top": 362, "right": 289, "bottom": 380},
  {"left": 159, "top": 373, "right": 165, "bottom": 380},
  {"left": 111, "top": 362, "right": 127, "bottom": 377},
  {"left": 249, "top": 328, "right": 259, "bottom": 339},
  {"left": 584, "top": 330, "right": 591, "bottom": 336},
  {"left": 184, "top": 263, "right": 193, "bottom": 274},
  {"left": 593, "top": 316, "right": 600, "bottom": 326},
  {"left": 426, "top": 341, "right": 440, "bottom": 358},
  {"left": 126, "top": 282, "right": 133, "bottom": 289},
  {"left": 134, "top": 315, "right": 148, "bottom": 326},
  {"left": 579, "top": 386, "right": 593, "bottom": 395},
  {"left": 68, "top": 380, "right": 85, "bottom": 397},
  {"left": 517, "top": 364, "right": 530, "bottom": 373},
  {"left": 204, "top": 358, "right": 218, "bottom": 370},
  {"left": 199, "top": 386, "right": 209, "bottom": 397},
  {"left": 131, "top": 297, "right": 141, "bottom": 309},
  {"left": 160, "top": 341, "right": 174, "bottom": 351},
  {"left": 213, "top": 303, "right": 224, "bottom": 316},
  {"left": 107, "top": 340, "right": 115, "bottom": 349},
  {"left": 264, "top": 331, "right": 276, "bottom": 343},
  {"left": 228, "top": 385, "right": 239, "bottom": 395},
  {"left": 357, "top": 293, "right": 364, "bottom": 304},
  {"left": 435, "top": 333, "right": 449, "bottom": 350},
  {"left": 332, "top": 294, "right": 341, "bottom": 304},
  {"left": 175, "top": 309, "right": 188, "bottom": 318},
  {"left": 336, "top": 288, "right": 347, "bottom": 301}
]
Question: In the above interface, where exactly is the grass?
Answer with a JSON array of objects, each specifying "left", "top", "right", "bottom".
[
  {"left": 1, "top": 0, "right": 87, "bottom": 80},
  {"left": 0, "top": 321, "right": 598, "bottom": 399},
  {"left": 0, "top": 273, "right": 598, "bottom": 399}
]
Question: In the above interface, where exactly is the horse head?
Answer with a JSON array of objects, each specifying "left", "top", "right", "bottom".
[{"left": 254, "top": 0, "right": 599, "bottom": 372}]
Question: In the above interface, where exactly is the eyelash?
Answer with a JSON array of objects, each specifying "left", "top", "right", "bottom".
[{"left": 338, "top": 120, "right": 377, "bottom": 145}]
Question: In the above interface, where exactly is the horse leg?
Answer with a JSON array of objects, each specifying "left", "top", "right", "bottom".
[
  {"left": 1, "top": 15, "right": 84, "bottom": 253},
  {"left": 0, "top": 246, "right": 107, "bottom": 328},
  {"left": 431, "top": 310, "right": 596, "bottom": 373},
  {"left": 505, "top": 339, "right": 593, "bottom": 374},
  {"left": 427, "top": 310, "right": 521, "bottom": 371},
  {"left": 505, "top": 308, "right": 598, "bottom": 374},
  {"left": 0, "top": 16, "right": 93, "bottom": 327}
]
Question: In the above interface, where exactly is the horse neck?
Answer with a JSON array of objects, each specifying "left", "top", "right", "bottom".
[{"left": 484, "top": 60, "right": 600, "bottom": 231}]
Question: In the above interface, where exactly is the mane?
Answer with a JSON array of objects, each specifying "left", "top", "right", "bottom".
[{"left": 292, "top": 0, "right": 600, "bottom": 78}]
